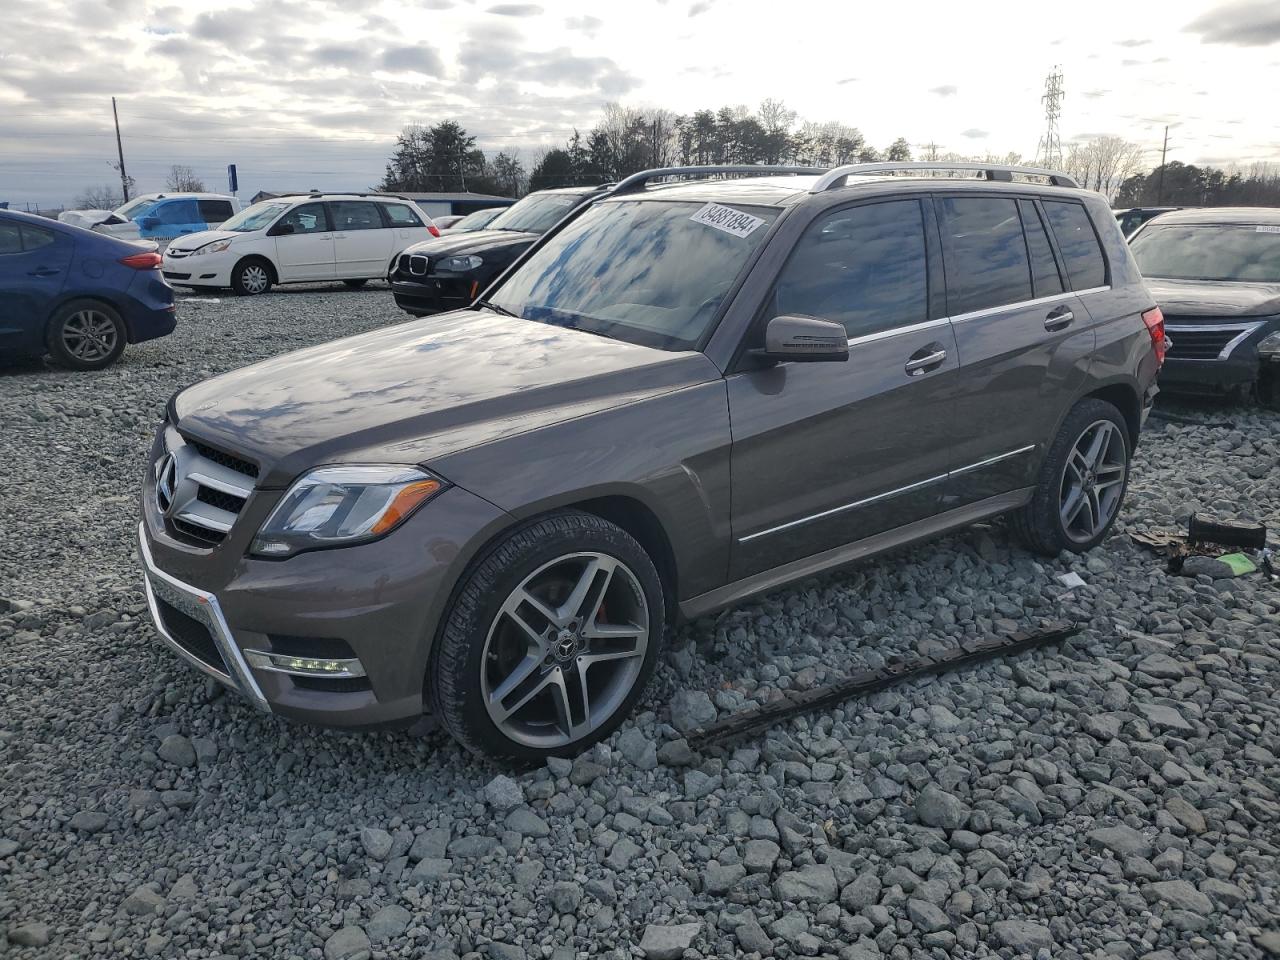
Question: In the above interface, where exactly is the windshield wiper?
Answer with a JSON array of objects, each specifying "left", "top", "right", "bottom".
[{"left": 476, "top": 299, "right": 521, "bottom": 319}]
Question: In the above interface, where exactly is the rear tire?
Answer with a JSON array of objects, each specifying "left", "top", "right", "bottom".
[
  {"left": 1011, "top": 398, "right": 1131, "bottom": 556},
  {"left": 342, "top": 279, "right": 368, "bottom": 289},
  {"left": 46, "top": 300, "right": 126, "bottom": 370},
  {"left": 429, "top": 511, "right": 665, "bottom": 763},
  {"left": 230, "top": 257, "right": 273, "bottom": 296}
]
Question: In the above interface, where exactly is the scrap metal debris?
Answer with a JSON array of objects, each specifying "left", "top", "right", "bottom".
[
  {"left": 686, "top": 621, "right": 1080, "bottom": 752},
  {"left": 1132, "top": 513, "right": 1272, "bottom": 578}
]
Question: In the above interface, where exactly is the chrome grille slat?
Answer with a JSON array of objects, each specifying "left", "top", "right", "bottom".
[{"left": 176, "top": 501, "right": 236, "bottom": 533}]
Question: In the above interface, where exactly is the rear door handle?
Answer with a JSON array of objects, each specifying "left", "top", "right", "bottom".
[
  {"left": 1045, "top": 307, "right": 1074, "bottom": 331},
  {"left": 27, "top": 268, "right": 59, "bottom": 278},
  {"left": 905, "top": 347, "right": 947, "bottom": 375}
]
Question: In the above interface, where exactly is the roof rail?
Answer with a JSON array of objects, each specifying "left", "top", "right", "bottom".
[
  {"left": 811, "top": 162, "right": 1079, "bottom": 192},
  {"left": 611, "top": 165, "right": 826, "bottom": 196}
]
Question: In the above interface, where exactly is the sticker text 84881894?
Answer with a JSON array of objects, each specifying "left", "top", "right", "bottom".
[{"left": 689, "top": 202, "right": 766, "bottom": 238}]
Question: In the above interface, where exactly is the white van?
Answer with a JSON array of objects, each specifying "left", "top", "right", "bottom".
[{"left": 161, "top": 194, "right": 438, "bottom": 295}]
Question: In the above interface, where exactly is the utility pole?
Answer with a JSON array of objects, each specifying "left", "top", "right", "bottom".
[
  {"left": 1035, "top": 67, "right": 1065, "bottom": 170},
  {"left": 112, "top": 97, "right": 130, "bottom": 202},
  {"left": 1156, "top": 125, "right": 1169, "bottom": 205}
]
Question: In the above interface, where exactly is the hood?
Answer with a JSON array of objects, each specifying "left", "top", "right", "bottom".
[
  {"left": 1146, "top": 278, "right": 1280, "bottom": 320},
  {"left": 165, "top": 229, "right": 239, "bottom": 254},
  {"left": 401, "top": 228, "right": 539, "bottom": 258},
  {"left": 58, "top": 209, "right": 114, "bottom": 229},
  {"left": 172, "top": 309, "right": 720, "bottom": 488}
]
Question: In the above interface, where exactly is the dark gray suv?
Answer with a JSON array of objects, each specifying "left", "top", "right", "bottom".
[{"left": 138, "top": 163, "right": 1164, "bottom": 761}]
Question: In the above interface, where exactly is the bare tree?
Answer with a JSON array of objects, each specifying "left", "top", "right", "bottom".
[
  {"left": 74, "top": 185, "right": 124, "bottom": 209},
  {"left": 165, "top": 165, "right": 206, "bottom": 192},
  {"left": 1063, "top": 136, "right": 1145, "bottom": 201}
]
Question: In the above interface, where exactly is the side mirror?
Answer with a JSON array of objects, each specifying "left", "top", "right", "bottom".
[
  {"left": 267, "top": 222, "right": 295, "bottom": 237},
  {"left": 751, "top": 315, "right": 848, "bottom": 364}
]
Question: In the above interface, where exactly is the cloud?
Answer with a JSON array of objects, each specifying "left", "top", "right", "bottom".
[
  {"left": 929, "top": 85, "right": 957, "bottom": 96},
  {"left": 487, "top": 3, "right": 542, "bottom": 15},
  {"left": 961, "top": 128, "right": 988, "bottom": 139},
  {"left": 565, "top": 15, "right": 603, "bottom": 36},
  {"left": 1185, "top": 0, "right": 1280, "bottom": 45},
  {"left": 1116, "top": 38, "right": 1150, "bottom": 47},
  {"left": 381, "top": 45, "right": 446, "bottom": 75},
  {"left": 458, "top": 23, "right": 636, "bottom": 95},
  {"left": 1083, "top": 88, "right": 1110, "bottom": 99},
  {"left": 313, "top": 43, "right": 367, "bottom": 67},
  {"left": 689, "top": 0, "right": 714, "bottom": 15},
  {"left": 836, "top": 76, "right": 858, "bottom": 85}
]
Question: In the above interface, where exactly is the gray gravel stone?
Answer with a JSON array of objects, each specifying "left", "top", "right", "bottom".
[
  {"left": 9, "top": 921, "right": 50, "bottom": 947},
  {"left": 367, "top": 904, "right": 411, "bottom": 942},
  {"left": 992, "top": 919, "right": 1053, "bottom": 952},
  {"left": 69, "top": 810, "right": 108, "bottom": 832},
  {"left": 639, "top": 922, "right": 700, "bottom": 959},
  {"left": 773, "top": 864, "right": 838, "bottom": 903},
  {"left": 157, "top": 734, "right": 196, "bottom": 767},
  {"left": 324, "top": 925, "right": 371, "bottom": 960},
  {"left": 669, "top": 690, "right": 717, "bottom": 733},
  {"left": 483, "top": 774, "right": 524, "bottom": 812},
  {"left": 915, "top": 783, "right": 969, "bottom": 829},
  {"left": 360, "top": 826, "right": 393, "bottom": 861}
]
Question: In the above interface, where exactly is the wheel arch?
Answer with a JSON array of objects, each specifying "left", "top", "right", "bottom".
[
  {"left": 1081, "top": 380, "right": 1142, "bottom": 448},
  {"left": 235, "top": 253, "right": 279, "bottom": 285}
]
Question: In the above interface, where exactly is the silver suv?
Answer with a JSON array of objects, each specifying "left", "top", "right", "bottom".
[{"left": 139, "top": 163, "right": 1164, "bottom": 762}]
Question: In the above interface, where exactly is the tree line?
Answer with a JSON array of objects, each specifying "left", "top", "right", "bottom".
[{"left": 1116, "top": 160, "right": 1280, "bottom": 208}]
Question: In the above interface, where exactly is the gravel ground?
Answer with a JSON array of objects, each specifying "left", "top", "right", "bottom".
[{"left": 2, "top": 285, "right": 1279, "bottom": 960}]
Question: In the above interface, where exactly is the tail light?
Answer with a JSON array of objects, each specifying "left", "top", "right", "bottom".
[
  {"left": 428, "top": 224, "right": 441, "bottom": 238},
  {"left": 119, "top": 251, "right": 163, "bottom": 270},
  {"left": 1142, "top": 306, "right": 1167, "bottom": 367}
]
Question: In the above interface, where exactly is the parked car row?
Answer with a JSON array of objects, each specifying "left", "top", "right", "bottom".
[{"left": 137, "top": 161, "right": 1167, "bottom": 761}]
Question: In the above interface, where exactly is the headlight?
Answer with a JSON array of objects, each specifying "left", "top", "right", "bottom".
[
  {"left": 437, "top": 255, "right": 483, "bottom": 272},
  {"left": 191, "top": 239, "right": 233, "bottom": 256},
  {"left": 1258, "top": 330, "right": 1280, "bottom": 358},
  {"left": 251, "top": 465, "right": 445, "bottom": 557}
]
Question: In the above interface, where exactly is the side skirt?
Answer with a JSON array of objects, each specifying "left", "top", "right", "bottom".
[{"left": 678, "top": 487, "right": 1034, "bottom": 620}]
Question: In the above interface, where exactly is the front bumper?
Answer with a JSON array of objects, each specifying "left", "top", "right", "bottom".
[
  {"left": 162, "top": 251, "right": 233, "bottom": 288},
  {"left": 138, "top": 447, "right": 513, "bottom": 728},
  {"left": 1159, "top": 320, "right": 1277, "bottom": 394},
  {"left": 390, "top": 277, "right": 474, "bottom": 316}
]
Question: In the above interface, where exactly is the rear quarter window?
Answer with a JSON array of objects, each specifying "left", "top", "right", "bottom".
[
  {"left": 381, "top": 203, "right": 423, "bottom": 227},
  {"left": 1043, "top": 200, "right": 1108, "bottom": 290},
  {"left": 0, "top": 221, "right": 22, "bottom": 254}
]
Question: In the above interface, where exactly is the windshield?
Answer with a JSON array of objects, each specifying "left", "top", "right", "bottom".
[
  {"left": 453, "top": 207, "right": 503, "bottom": 231},
  {"left": 219, "top": 201, "right": 291, "bottom": 233},
  {"left": 489, "top": 199, "right": 780, "bottom": 351},
  {"left": 488, "top": 193, "right": 584, "bottom": 234},
  {"left": 1131, "top": 223, "right": 1280, "bottom": 282},
  {"left": 115, "top": 197, "right": 159, "bottom": 219}
]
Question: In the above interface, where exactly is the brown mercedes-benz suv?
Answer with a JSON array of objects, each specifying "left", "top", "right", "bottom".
[{"left": 139, "top": 163, "right": 1164, "bottom": 761}]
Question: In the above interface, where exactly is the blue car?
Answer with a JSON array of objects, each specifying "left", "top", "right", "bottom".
[{"left": 0, "top": 209, "right": 177, "bottom": 370}]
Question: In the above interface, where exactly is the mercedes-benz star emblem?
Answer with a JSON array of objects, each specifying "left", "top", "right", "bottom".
[{"left": 156, "top": 453, "right": 178, "bottom": 513}]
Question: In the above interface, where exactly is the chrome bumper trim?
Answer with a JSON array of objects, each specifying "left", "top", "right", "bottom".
[{"left": 137, "top": 522, "right": 269, "bottom": 710}]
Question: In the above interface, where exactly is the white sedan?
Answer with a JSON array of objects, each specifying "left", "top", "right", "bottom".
[{"left": 162, "top": 194, "right": 438, "bottom": 295}]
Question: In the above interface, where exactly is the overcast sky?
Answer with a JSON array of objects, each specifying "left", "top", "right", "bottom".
[{"left": 2, "top": 0, "right": 1278, "bottom": 209}]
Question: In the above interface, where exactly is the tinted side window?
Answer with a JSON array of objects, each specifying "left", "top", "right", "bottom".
[
  {"left": 278, "top": 203, "right": 329, "bottom": 234},
  {"left": 1043, "top": 201, "right": 1107, "bottom": 289},
  {"left": 330, "top": 201, "right": 382, "bottom": 231},
  {"left": 198, "top": 200, "right": 234, "bottom": 223},
  {"left": 381, "top": 203, "right": 423, "bottom": 227},
  {"left": 155, "top": 199, "right": 199, "bottom": 225},
  {"left": 938, "top": 196, "right": 1032, "bottom": 315},
  {"left": 1018, "top": 200, "right": 1063, "bottom": 298},
  {"left": 0, "top": 221, "right": 21, "bottom": 254},
  {"left": 21, "top": 224, "right": 56, "bottom": 251},
  {"left": 771, "top": 199, "right": 928, "bottom": 339}
]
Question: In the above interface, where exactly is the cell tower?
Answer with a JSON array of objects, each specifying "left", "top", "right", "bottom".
[{"left": 1035, "top": 67, "right": 1064, "bottom": 169}]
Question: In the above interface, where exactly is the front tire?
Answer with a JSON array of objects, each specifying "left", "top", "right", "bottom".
[
  {"left": 47, "top": 300, "right": 126, "bottom": 370},
  {"left": 430, "top": 511, "right": 665, "bottom": 762},
  {"left": 1012, "top": 398, "right": 1131, "bottom": 556},
  {"left": 230, "top": 257, "right": 273, "bottom": 296}
]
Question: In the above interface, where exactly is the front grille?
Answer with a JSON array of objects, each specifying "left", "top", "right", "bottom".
[
  {"left": 407, "top": 254, "right": 429, "bottom": 276},
  {"left": 155, "top": 597, "right": 227, "bottom": 674},
  {"left": 155, "top": 433, "right": 258, "bottom": 547},
  {"left": 187, "top": 439, "right": 259, "bottom": 479},
  {"left": 1164, "top": 320, "right": 1259, "bottom": 361}
]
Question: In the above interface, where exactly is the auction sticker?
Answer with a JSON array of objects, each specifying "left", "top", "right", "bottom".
[
  {"left": 1257, "top": 225, "right": 1280, "bottom": 233},
  {"left": 690, "top": 202, "right": 765, "bottom": 238}
]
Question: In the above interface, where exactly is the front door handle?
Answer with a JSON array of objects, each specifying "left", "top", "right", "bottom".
[
  {"left": 27, "top": 268, "right": 59, "bottom": 278},
  {"left": 905, "top": 347, "right": 947, "bottom": 376},
  {"left": 1045, "top": 307, "right": 1074, "bottom": 331}
]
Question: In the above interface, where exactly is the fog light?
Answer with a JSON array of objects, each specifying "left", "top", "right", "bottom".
[{"left": 244, "top": 650, "right": 366, "bottom": 678}]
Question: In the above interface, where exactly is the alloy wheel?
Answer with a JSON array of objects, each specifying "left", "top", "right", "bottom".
[
  {"left": 1059, "top": 419, "right": 1127, "bottom": 543},
  {"left": 481, "top": 552, "right": 649, "bottom": 749},
  {"left": 61, "top": 310, "right": 119, "bottom": 363},
  {"left": 240, "top": 264, "right": 269, "bottom": 294}
]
